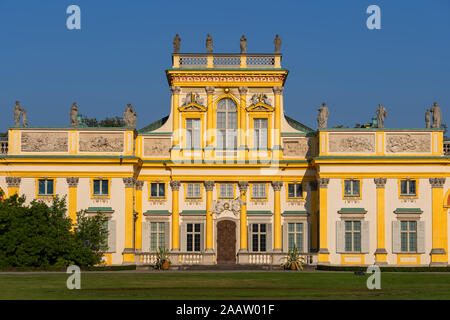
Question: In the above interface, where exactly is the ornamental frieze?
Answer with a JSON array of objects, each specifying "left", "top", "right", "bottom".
[
  {"left": 328, "top": 134, "right": 375, "bottom": 153},
  {"left": 21, "top": 132, "right": 68, "bottom": 152},
  {"left": 171, "top": 76, "right": 284, "bottom": 83},
  {"left": 282, "top": 138, "right": 309, "bottom": 157},
  {"left": 385, "top": 134, "right": 431, "bottom": 153},
  {"left": 143, "top": 138, "right": 171, "bottom": 157},
  {"left": 79, "top": 132, "right": 124, "bottom": 153}
]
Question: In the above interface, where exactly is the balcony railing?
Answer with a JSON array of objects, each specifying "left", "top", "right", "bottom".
[
  {"left": 444, "top": 141, "right": 450, "bottom": 156},
  {"left": 0, "top": 138, "right": 7, "bottom": 155},
  {"left": 173, "top": 53, "right": 282, "bottom": 69}
]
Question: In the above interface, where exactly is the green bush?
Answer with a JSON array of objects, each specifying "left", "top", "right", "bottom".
[{"left": 0, "top": 194, "right": 108, "bottom": 268}]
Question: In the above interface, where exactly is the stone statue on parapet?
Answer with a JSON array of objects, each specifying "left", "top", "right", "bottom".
[
  {"left": 14, "top": 101, "right": 28, "bottom": 127},
  {"left": 274, "top": 34, "right": 282, "bottom": 53},
  {"left": 430, "top": 102, "right": 442, "bottom": 128},
  {"left": 317, "top": 102, "right": 329, "bottom": 129},
  {"left": 425, "top": 109, "right": 431, "bottom": 128},
  {"left": 206, "top": 34, "right": 213, "bottom": 53},
  {"left": 70, "top": 102, "right": 79, "bottom": 126},
  {"left": 240, "top": 35, "right": 247, "bottom": 54},
  {"left": 376, "top": 104, "right": 387, "bottom": 128},
  {"left": 173, "top": 34, "right": 181, "bottom": 53},
  {"left": 123, "top": 103, "right": 137, "bottom": 128}
]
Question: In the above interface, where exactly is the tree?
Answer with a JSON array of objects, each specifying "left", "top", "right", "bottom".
[{"left": 81, "top": 114, "right": 125, "bottom": 127}]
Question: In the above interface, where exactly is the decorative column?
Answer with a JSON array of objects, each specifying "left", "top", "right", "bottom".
[
  {"left": 205, "top": 181, "right": 215, "bottom": 252},
  {"left": 309, "top": 181, "right": 319, "bottom": 251},
  {"left": 318, "top": 178, "right": 330, "bottom": 263},
  {"left": 238, "top": 181, "right": 249, "bottom": 253},
  {"left": 271, "top": 181, "right": 283, "bottom": 252},
  {"left": 272, "top": 87, "right": 283, "bottom": 159},
  {"left": 5, "top": 177, "right": 21, "bottom": 197},
  {"left": 374, "top": 178, "right": 388, "bottom": 264},
  {"left": 122, "top": 177, "right": 136, "bottom": 263},
  {"left": 66, "top": 177, "right": 79, "bottom": 228},
  {"left": 238, "top": 86, "right": 248, "bottom": 162},
  {"left": 135, "top": 180, "right": 144, "bottom": 252},
  {"left": 430, "top": 178, "right": 447, "bottom": 266},
  {"left": 205, "top": 87, "right": 215, "bottom": 159},
  {"left": 170, "top": 181, "right": 181, "bottom": 252},
  {"left": 171, "top": 86, "right": 181, "bottom": 159}
]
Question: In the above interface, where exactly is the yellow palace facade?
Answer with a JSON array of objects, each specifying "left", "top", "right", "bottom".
[{"left": 1, "top": 49, "right": 449, "bottom": 267}]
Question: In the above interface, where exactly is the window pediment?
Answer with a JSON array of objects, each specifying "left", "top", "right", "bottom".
[
  {"left": 246, "top": 103, "right": 274, "bottom": 112},
  {"left": 178, "top": 103, "right": 206, "bottom": 112}
]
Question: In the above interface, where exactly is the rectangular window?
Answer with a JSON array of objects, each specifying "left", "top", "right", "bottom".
[
  {"left": 38, "top": 179, "right": 54, "bottom": 196},
  {"left": 344, "top": 220, "right": 361, "bottom": 252},
  {"left": 288, "top": 223, "right": 304, "bottom": 251},
  {"left": 186, "top": 223, "right": 201, "bottom": 252},
  {"left": 251, "top": 183, "right": 267, "bottom": 199},
  {"left": 150, "top": 222, "right": 166, "bottom": 251},
  {"left": 344, "top": 180, "right": 360, "bottom": 197},
  {"left": 400, "top": 180, "right": 416, "bottom": 196},
  {"left": 253, "top": 118, "right": 268, "bottom": 149},
  {"left": 219, "top": 183, "right": 234, "bottom": 199},
  {"left": 93, "top": 179, "right": 109, "bottom": 196},
  {"left": 251, "top": 223, "right": 267, "bottom": 252},
  {"left": 287, "top": 183, "right": 303, "bottom": 199},
  {"left": 186, "top": 183, "right": 201, "bottom": 199},
  {"left": 186, "top": 118, "right": 201, "bottom": 149},
  {"left": 150, "top": 183, "right": 165, "bottom": 199},
  {"left": 400, "top": 221, "right": 417, "bottom": 252}
]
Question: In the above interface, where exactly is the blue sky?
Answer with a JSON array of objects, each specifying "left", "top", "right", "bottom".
[{"left": 0, "top": 0, "right": 448, "bottom": 130}]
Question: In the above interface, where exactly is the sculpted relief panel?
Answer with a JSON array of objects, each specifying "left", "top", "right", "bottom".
[
  {"left": 385, "top": 133, "right": 431, "bottom": 153},
  {"left": 328, "top": 134, "right": 375, "bottom": 153},
  {"left": 21, "top": 132, "right": 68, "bottom": 152},
  {"left": 79, "top": 132, "right": 124, "bottom": 152},
  {"left": 282, "top": 138, "right": 310, "bottom": 157},
  {"left": 144, "top": 138, "right": 171, "bottom": 157}
]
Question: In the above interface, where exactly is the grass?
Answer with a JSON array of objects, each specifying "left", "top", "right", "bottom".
[{"left": 1, "top": 271, "right": 450, "bottom": 300}]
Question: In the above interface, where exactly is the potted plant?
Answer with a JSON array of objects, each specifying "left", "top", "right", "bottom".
[
  {"left": 155, "top": 247, "right": 171, "bottom": 270},
  {"left": 281, "top": 245, "right": 305, "bottom": 271}
]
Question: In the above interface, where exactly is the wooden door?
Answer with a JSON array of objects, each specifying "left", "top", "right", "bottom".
[{"left": 216, "top": 220, "right": 236, "bottom": 264}]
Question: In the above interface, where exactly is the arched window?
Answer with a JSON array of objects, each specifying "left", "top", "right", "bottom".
[{"left": 216, "top": 98, "right": 237, "bottom": 150}]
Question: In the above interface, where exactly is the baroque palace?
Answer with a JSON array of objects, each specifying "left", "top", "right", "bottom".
[{"left": 1, "top": 35, "right": 449, "bottom": 267}]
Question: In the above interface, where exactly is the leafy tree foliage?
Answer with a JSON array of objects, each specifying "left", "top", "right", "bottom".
[
  {"left": 81, "top": 115, "right": 125, "bottom": 127},
  {"left": 0, "top": 195, "right": 108, "bottom": 268}
]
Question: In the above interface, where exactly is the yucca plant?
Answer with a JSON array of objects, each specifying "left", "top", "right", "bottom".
[
  {"left": 155, "top": 246, "right": 171, "bottom": 270},
  {"left": 281, "top": 245, "right": 305, "bottom": 271}
]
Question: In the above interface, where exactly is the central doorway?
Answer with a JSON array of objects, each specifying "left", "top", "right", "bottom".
[{"left": 216, "top": 220, "right": 236, "bottom": 264}]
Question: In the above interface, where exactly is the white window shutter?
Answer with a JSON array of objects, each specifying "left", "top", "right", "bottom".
[
  {"left": 392, "top": 221, "right": 401, "bottom": 253},
  {"left": 336, "top": 221, "right": 345, "bottom": 253},
  {"left": 267, "top": 223, "right": 272, "bottom": 252},
  {"left": 361, "top": 221, "right": 370, "bottom": 253},
  {"left": 164, "top": 222, "right": 170, "bottom": 250},
  {"left": 282, "top": 223, "right": 288, "bottom": 252},
  {"left": 107, "top": 220, "right": 116, "bottom": 253},
  {"left": 248, "top": 224, "right": 252, "bottom": 252},
  {"left": 180, "top": 223, "right": 186, "bottom": 252},
  {"left": 142, "top": 221, "right": 150, "bottom": 252},
  {"left": 417, "top": 221, "right": 425, "bottom": 253},
  {"left": 306, "top": 222, "right": 310, "bottom": 254},
  {"left": 200, "top": 223, "right": 205, "bottom": 252}
]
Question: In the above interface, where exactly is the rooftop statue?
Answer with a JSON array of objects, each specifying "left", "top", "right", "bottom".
[
  {"left": 376, "top": 104, "right": 387, "bottom": 128},
  {"left": 240, "top": 35, "right": 247, "bottom": 54},
  {"left": 274, "top": 34, "right": 282, "bottom": 53},
  {"left": 173, "top": 34, "right": 181, "bottom": 53},
  {"left": 317, "top": 102, "right": 329, "bottom": 129},
  {"left": 206, "top": 34, "right": 213, "bottom": 53},
  {"left": 123, "top": 103, "right": 137, "bottom": 128},
  {"left": 425, "top": 108, "right": 431, "bottom": 128},
  {"left": 430, "top": 102, "right": 442, "bottom": 128},
  {"left": 14, "top": 101, "right": 28, "bottom": 127},
  {"left": 70, "top": 102, "right": 79, "bottom": 126}
]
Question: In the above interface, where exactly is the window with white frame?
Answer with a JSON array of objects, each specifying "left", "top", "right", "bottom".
[
  {"left": 287, "top": 183, "right": 303, "bottom": 199},
  {"left": 344, "top": 220, "right": 361, "bottom": 252},
  {"left": 400, "top": 221, "right": 417, "bottom": 252},
  {"left": 400, "top": 180, "right": 416, "bottom": 196},
  {"left": 251, "top": 183, "right": 266, "bottom": 199},
  {"left": 150, "top": 183, "right": 165, "bottom": 199},
  {"left": 186, "top": 183, "right": 201, "bottom": 199},
  {"left": 219, "top": 183, "right": 234, "bottom": 199},
  {"left": 150, "top": 222, "right": 166, "bottom": 251},
  {"left": 216, "top": 98, "right": 237, "bottom": 150},
  {"left": 287, "top": 223, "right": 304, "bottom": 251},
  {"left": 186, "top": 223, "right": 201, "bottom": 252},
  {"left": 344, "top": 180, "right": 360, "bottom": 197},
  {"left": 186, "top": 118, "right": 201, "bottom": 149},
  {"left": 38, "top": 179, "right": 54, "bottom": 196},
  {"left": 251, "top": 223, "right": 267, "bottom": 252},
  {"left": 253, "top": 118, "right": 268, "bottom": 149}
]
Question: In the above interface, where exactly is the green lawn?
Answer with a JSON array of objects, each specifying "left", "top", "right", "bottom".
[{"left": 1, "top": 271, "right": 450, "bottom": 300}]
